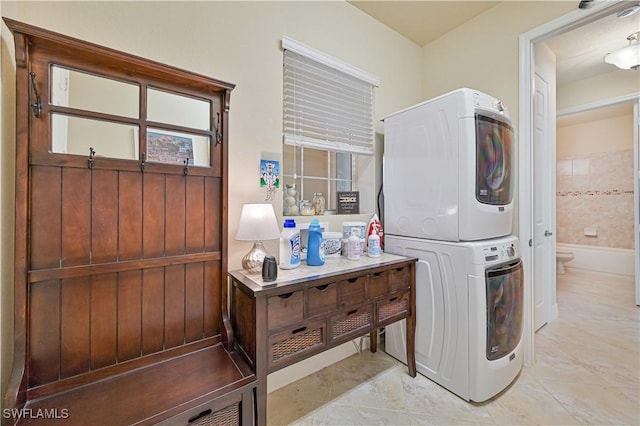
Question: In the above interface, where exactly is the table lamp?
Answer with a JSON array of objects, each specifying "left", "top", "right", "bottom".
[{"left": 235, "top": 203, "right": 281, "bottom": 273}]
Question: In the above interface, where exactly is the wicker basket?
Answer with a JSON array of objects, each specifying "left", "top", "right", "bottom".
[
  {"left": 378, "top": 295, "right": 408, "bottom": 322},
  {"left": 272, "top": 327, "right": 323, "bottom": 361},
  {"left": 332, "top": 310, "right": 372, "bottom": 339},
  {"left": 189, "top": 403, "right": 239, "bottom": 426}
]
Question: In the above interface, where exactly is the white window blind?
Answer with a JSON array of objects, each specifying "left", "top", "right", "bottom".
[{"left": 283, "top": 37, "right": 379, "bottom": 156}]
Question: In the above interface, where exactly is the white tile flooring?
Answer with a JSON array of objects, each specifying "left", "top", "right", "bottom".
[{"left": 267, "top": 268, "right": 639, "bottom": 425}]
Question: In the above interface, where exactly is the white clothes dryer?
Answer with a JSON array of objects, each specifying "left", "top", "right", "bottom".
[
  {"left": 384, "top": 234, "right": 523, "bottom": 402},
  {"left": 383, "top": 88, "right": 515, "bottom": 242}
]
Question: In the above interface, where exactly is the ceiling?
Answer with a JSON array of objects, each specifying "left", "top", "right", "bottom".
[
  {"left": 349, "top": 1, "right": 640, "bottom": 86},
  {"left": 348, "top": 1, "right": 499, "bottom": 46}
]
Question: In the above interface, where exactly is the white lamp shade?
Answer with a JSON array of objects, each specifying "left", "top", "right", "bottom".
[
  {"left": 604, "top": 41, "right": 640, "bottom": 70},
  {"left": 235, "top": 203, "right": 281, "bottom": 241}
]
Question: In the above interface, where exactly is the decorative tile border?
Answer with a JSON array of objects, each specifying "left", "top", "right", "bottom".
[{"left": 557, "top": 189, "right": 633, "bottom": 196}]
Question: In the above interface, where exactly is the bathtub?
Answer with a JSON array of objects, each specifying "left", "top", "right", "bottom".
[{"left": 557, "top": 243, "right": 635, "bottom": 277}]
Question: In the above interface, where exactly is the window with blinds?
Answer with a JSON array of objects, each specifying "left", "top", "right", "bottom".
[
  {"left": 281, "top": 37, "right": 379, "bottom": 214},
  {"left": 283, "top": 51, "right": 376, "bottom": 155}
]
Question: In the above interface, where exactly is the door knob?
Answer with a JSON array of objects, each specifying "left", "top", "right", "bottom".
[{"left": 544, "top": 230, "right": 553, "bottom": 237}]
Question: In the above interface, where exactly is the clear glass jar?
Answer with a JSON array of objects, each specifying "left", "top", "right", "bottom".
[
  {"left": 312, "top": 192, "right": 326, "bottom": 215},
  {"left": 300, "top": 199, "right": 315, "bottom": 216},
  {"left": 283, "top": 183, "right": 299, "bottom": 215}
]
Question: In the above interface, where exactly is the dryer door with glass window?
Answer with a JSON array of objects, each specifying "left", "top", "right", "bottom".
[{"left": 475, "top": 114, "right": 514, "bottom": 205}]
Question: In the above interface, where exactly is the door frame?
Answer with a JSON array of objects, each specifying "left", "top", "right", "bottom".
[{"left": 518, "top": 1, "right": 632, "bottom": 366}]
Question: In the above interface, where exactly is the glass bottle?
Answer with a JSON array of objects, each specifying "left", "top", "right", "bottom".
[
  {"left": 313, "top": 192, "right": 326, "bottom": 215},
  {"left": 300, "top": 199, "right": 315, "bottom": 216},
  {"left": 283, "top": 183, "right": 299, "bottom": 216}
]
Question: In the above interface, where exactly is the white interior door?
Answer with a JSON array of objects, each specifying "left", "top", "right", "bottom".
[{"left": 533, "top": 43, "right": 556, "bottom": 331}]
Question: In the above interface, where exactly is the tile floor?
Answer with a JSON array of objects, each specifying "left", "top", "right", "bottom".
[{"left": 267, "top": 268, "right": 639, "bottom": 425}]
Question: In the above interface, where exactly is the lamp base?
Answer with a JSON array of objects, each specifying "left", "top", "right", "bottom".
[{"left": 242, "top": 240, "right": 271, "bottom": 273}]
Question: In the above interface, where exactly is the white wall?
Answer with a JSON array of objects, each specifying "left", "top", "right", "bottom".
[
  {"left": 0, "top": 0, "right": 423, "bottom": 399},
  {"left": 420, "top": 1, "right": 576, "bottom": 235},
  {"left": 557, "top": 70, "right": 640, "bottom": 111},
  {"left": 557, "top": 112, "right": 634, "bottom": 158}
]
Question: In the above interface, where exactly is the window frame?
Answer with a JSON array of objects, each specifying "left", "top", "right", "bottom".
[{"left": 281, "top": 36, "right": 379, "bottom": 214}]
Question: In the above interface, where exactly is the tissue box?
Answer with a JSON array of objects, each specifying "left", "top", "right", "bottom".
[
  {"left": 323, "top": 231, "right": 342, "bottom": 257},
  {"left": 342, "top": 221, "right": 367, "bottom": 239}
]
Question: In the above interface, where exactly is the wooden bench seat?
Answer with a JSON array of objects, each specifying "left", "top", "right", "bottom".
[{"left": 17, "top": 344, "right": 255, "bottom": 425}]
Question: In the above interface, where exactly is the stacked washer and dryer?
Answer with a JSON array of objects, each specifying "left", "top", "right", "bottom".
[{"left": 383, "top": 88, "right": 524, "bottom": 402}]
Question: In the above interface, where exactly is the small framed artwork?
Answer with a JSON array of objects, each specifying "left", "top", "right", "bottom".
[
  {"left": 147, "top": 131, "right": 194, "bottom": 165},
  {"left": 260, "top": 159, "right": 280, "bottom": 188},
  {"left": 337, "top": 191, "right": 360, "bottom": 214},
  {"left": 260, "top": 156, "right": 280, "bottom": 201}
]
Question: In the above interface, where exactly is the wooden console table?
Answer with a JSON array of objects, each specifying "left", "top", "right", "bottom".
[{"left": 229, "top": 253, "right": 417, "bottom": 425}]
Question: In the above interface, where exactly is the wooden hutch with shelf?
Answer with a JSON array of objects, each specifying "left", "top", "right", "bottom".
[{"left": 2, "top": 18, "right": 256, "bottom": 425}]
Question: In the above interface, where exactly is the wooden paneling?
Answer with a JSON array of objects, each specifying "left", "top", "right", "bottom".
[
  {"left": 204, "top": 261, "right": 221, "bottom": 337},
  {"left": 29, "top": 280, "right": 61, "bottom": 387},
  {"left": 30, "top": 167, "right": 61, "bottom": 270},
  {"left": 117, "top": 270, "right": 143, "bottom": 362},
  {"left": 90, "top": 273, "right": 118, "bottom": 369},
  {"left": 142, "top": 267, "right": 165, "bottom": 355},
  {"left": 24, "top": 150, "right": 227, "bottom": 386},
  {"left": 91, "top": 170, "right": 118, "bottom": 264},
  {"left": 25, "top": 166, "right": 227, "bottom": 379},
  {"left": 143, "top": 174, "right": 165, "bottom": 259},
  {"left": 62, "top": 168, "right": 91, "bottom": 267},
  {"left": 60, "top": 277, "right": 91, "bottom": 379},
  {"left": 186, "top": 176, "right": 205, "bottom": 253},
  {"left": 185, "top": 262, "right": 205, "bottom": 343},
  {"left": 165, "top": 264, "right": 186, "bottom": 349},
  {"left": 165, "top": 175, "right": 186, "bottom": 256},
  {"left": 119, "top": 171, "right": 143, "bottom": 261},
  {"left": 205, "top": 177, "right": 221, "bottom": 252}
]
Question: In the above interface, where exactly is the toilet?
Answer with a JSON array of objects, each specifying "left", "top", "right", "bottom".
[{"left": 556, "top": 249, "right": 574, "bottom": 274}]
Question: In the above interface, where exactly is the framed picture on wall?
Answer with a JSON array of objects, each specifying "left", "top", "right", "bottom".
[{"left": 147, "top": 131, "right": 194, "bottom": 165}]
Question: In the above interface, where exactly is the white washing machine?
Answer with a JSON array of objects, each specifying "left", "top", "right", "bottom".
[{"left": 385, "top": 234, "right": 523, "bottom": 402}]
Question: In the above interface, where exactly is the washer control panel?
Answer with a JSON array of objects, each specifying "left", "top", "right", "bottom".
[{"left": 481, "top": 239, "right": 519, "bottom": 263}]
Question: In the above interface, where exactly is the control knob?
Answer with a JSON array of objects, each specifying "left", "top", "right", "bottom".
[{"left": 506, "top": 245, "right": 515, "bottom": 257}]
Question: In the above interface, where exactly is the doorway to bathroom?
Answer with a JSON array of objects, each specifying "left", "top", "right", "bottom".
[
  {"left": 556, "top": 101, "right": 635, "bottom": 268},
  {"left": 556, "top": 101, "right": 636, "bottom": 275},
  {"left": 519, "top": 1, "right": 640, "bottom": 365}
]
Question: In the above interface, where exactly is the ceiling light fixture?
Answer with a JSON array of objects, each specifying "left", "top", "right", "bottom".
[
  {"left": 617, "top": 3, "right": 640, "bottom": 18},
  {"left": 604, "top": 32, "right": 640, "bottom": 70},
  {"left": 578, "top": 0, "right": 594, "bottom": 10}
]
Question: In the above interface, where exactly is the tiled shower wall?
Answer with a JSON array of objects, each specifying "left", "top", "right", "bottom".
[{"left": 556, "top": 149, "right": 634, "bottom": 249}]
